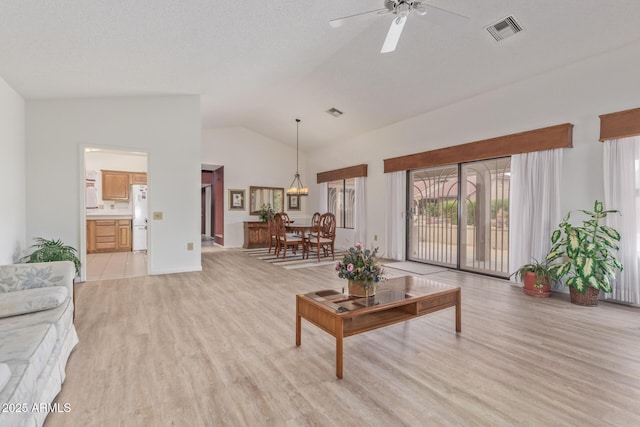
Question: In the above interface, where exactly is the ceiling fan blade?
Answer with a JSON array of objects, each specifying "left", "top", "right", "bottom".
[
  {"left": 415, "top": 2, "right": 468, "bottom": 24},
  {"left": 381, "top": 16, "right": 407, "bottom": 53},
  {"left": 329, "top": 8, "right": 390, "bottom": 28}
]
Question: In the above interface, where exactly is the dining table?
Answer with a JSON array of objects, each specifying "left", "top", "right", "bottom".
[
  {"left": 285, "top": 223, "right": 323, "bottom": 260},
  {"left": 286, "top": 223, "right": 316, "bottom": 239}
]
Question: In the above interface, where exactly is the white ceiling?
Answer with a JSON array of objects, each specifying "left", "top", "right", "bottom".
[{"left": 2, "top": 0, "right": 640, "bottom": 149}]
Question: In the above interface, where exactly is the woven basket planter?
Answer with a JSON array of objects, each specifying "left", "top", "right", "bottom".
[
  {"left": 569, "top": 286, "right": 600, "bottom": 306},
  {"left": 348, "top": 280, "right": 376, "bottom": 297}
]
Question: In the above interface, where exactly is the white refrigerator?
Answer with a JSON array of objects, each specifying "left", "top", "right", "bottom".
[{"left": 131, "top": 185, "right": 148, "bottom": 252}]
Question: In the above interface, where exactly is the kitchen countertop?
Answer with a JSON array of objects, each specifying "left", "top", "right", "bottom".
[{"left": 86, "top": 215, "right": 133, "bottom": 220}]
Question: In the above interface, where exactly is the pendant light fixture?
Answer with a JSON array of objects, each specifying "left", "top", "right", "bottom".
[{"left": 287, "top": 118, "right": 309, "bottom": 196}]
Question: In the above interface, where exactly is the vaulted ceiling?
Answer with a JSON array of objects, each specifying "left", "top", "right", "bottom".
[{"left": 2, "top": 1, "right": 640, "bottom": 149}]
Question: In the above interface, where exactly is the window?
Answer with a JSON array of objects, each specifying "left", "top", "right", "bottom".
[{"left": 328, "top": 178, "right": 355, "bottom": 228}]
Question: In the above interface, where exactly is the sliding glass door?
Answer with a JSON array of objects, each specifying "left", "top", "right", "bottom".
[
  {"left": 460, "top": 158, "right": 511, "bottom": 275},
  {"left": 408, "top": 157, "right": 511, "bottom": 277},
  {"left": 408, "top": 165, "right": 459, "bottom": 268}
]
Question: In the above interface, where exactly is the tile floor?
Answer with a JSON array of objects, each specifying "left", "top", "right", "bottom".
[
  {"left": 85, "top": 252, "right": 147, "bottom": 281},
  {"left": 86, "top": 236, "right": 224, "bottom": 281}
]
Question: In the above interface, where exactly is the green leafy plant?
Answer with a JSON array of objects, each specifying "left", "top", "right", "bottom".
[
  {"left": 22, "top": 237, "right": 81, "bottom": 275},
  {"left": 546, "top": 200, "right": 623, "bottom": 294},
  {"left": 511, "top": 258, "right": 556, "bottom": 288},
  {"left": 258, "top": 204, "right": 275, "bottom": 222}
]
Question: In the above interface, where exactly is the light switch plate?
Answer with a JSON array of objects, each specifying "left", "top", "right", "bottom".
[{"left": 153, "top": 212, "right": 163, "bottom": 220}]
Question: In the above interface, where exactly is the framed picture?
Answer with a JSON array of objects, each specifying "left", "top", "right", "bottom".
[
  {"left": 228, "top": 189, "right": 245, "bottom": 211},
  {"left": 287, "top": 194, "right": 301, "bottom": 211}
]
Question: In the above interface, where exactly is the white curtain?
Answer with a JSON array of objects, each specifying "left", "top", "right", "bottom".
[
  {"left": 384, "top": 171, "right": 406, "bottom": 260},
  {"left": 354, "top": 177, "right": 367, "bottom": 246},
  {"left": 509, "top": 149, "right": 563, "bottom": 283},
  {"left": 604, "top": 137, "right": 640, "bottom": 305},
  {"left": 318, "top": 182, "right": 328, "bottom": 213}
]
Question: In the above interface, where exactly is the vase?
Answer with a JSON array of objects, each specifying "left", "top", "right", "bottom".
[
  {"left": 348, "top": 280, "right": 376, "bottom": 297},
  {"left": 522, "top": 272, "right": 551, "bottom": 297}
]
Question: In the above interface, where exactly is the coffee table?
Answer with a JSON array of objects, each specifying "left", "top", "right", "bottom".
[{"left": 296, "top": 276, "right": 461, "bottom": 378}]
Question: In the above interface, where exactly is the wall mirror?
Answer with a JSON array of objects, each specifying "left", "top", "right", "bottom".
[{"left": 249, "top": 186, "right": 284, "bottom": 215}]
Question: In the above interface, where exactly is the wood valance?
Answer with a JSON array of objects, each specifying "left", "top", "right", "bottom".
[
  {"left": 317, "top": 164, "right": 368, "bottom": 184},
  {"left": 599, "top": 107, "right": 640, "bottom": 141},
  {"left": 383, "top": 123, "right": 573, "bottom": 173}
]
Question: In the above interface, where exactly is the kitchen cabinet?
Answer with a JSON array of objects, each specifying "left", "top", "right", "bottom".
[
  {"left": 102, "top": 170, "right": 130, "bottom": 201},
  {"left": 118, "top": 221, "right": 132, "bottom": 251},
  {"left": 129, "top": 172, "right": 147, "bottom": 185},
  {"left": 87, "top": 219, "right": 132, "bottom": 253},
  {"left": 86, "top": 221, "right": 96, "bottom": 253},
  {"left": 243, "top": 221, "right": 269, "bottom": 249}
]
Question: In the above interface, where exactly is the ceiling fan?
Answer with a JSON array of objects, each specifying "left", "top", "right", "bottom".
[{"left": 329, "top": 1, "right": 468, "bottom": 53}]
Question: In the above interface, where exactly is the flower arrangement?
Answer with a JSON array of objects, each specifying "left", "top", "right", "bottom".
[
  {"left": 335, "top": 243, "right": 384, "bottom": 290},
  {"left": 258, "top": 204, "right": 275, "bottom": 222}
]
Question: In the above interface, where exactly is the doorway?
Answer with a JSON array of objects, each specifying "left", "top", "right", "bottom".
[
  {"left": 82, "top": 147, "right": 149, "bottom": 281},
  {"left": 201, "top": 165, "right": 224, "bottom": 247},
  {"left": 407, "top": 157, "right": 511, "bottom": 277}
]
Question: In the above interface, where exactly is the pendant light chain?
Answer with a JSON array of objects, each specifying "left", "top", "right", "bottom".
[
  {"left": 296, "top": 118, "right": 300, "bottom": 174},
  {"left": 287, "top": 118, "right": 309, "bottom": 196}
]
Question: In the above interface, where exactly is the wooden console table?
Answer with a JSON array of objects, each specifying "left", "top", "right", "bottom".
[
  {"left": 243, "top": 221, "right": 269, "bottom": 249},
  {"left": 296, "top": 276, "right": 461, "bottom": 378}
]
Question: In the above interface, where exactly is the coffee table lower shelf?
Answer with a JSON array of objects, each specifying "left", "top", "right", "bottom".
[{"left": 296, "top": 279, "right": 461, "bottom": 378}]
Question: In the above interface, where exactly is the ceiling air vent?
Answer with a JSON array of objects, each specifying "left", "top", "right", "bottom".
[
  {"left": 486, "top": 15, "right": 522, "bottom": 42},
  {"left": 326, "top": 107, "right": 343, "bottom": 118}
]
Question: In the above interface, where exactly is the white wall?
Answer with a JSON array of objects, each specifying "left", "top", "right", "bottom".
[
  {"left": 306, "top": 40, "right": 640, "bottom": 257},
  {"left": 0, "top": 75, "right": 26, "bottom": 264},
  {"left": 201, "top": 127, "right": 309, "bottom": 248},
  {"left": 26, "top": 96, "right": 201, "bottom": 277}
]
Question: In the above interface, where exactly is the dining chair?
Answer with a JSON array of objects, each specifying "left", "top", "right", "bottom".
[
  {"left": 281, "top": 212, "right": 291, "bottom": 225},
  {"left": 267, "top": 214, "right": 277, "bottom": 254},
  {"left": 305, "top": 212, "right": 336, "bottom": 262},
  {"left": 274, "top": 213, "right": 304, "bottom": 259},
  {"left": 311, "top": 212, "right": 321, "bottom": 227},
  {"left": 307, "top": 212, "right": 321, "bottom": 240}
]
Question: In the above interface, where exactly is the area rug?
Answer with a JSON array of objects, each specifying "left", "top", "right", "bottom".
[
  {"left": 383, "top": 261, "right": 449, "bottom": 276},
  {"left": 243, "top": 248, "right": 337, "bottom": 270}
]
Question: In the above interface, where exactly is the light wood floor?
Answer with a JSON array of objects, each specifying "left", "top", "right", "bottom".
[{"left": 47, "top": 250, "right": 640, "bottom": 426}]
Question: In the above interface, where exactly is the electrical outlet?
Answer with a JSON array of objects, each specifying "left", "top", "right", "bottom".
[
  {"left": 187, "top": 242, "right": 194, "bottom": 251},
  {"left": 153, "top": 212, "right": 163, "bottom": 220}
]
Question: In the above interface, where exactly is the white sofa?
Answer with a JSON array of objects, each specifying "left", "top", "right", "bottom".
[{"left": 0, "top": 261, "right": 78, "bottom": 427}]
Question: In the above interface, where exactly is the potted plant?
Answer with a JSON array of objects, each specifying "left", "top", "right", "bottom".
[
  {"left": 21, "top": 237, "right": 81, "bottom": 275},
  {"left": 545, "top": 200, "right": 623, "bottom": 306},
  {"left": 258, "top": 204, "right": 275, "bottom": 222},
  {"left": 335, "top": 243, "right": 385, "bottom": 297},
  {"left": 512, "top": 258, "right": 556, "bottom": 297}
]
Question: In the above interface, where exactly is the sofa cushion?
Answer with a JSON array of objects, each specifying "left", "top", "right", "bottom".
[
  {"left": 0, "top": 263, "right": 68, "bottom": 293},
  {"left": 0, "top": 298, "right": 73, "bottom": 351},
  {"left": 0, "top": 286, "right": 68, "bottom": 319},
  {"left": 0, "top": 362, "right": 9, "bottom": 392},
  {"left": 0, "top": 324, "right": 57, "bottom": 406}
]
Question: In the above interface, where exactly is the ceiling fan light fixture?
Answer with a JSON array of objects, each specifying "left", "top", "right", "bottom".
[
  {"left": 287, "top": 119, "right": 309, "bottom": 196},
  {"left": 331, "top": 0, "right": 467, "bottom": 54}
]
